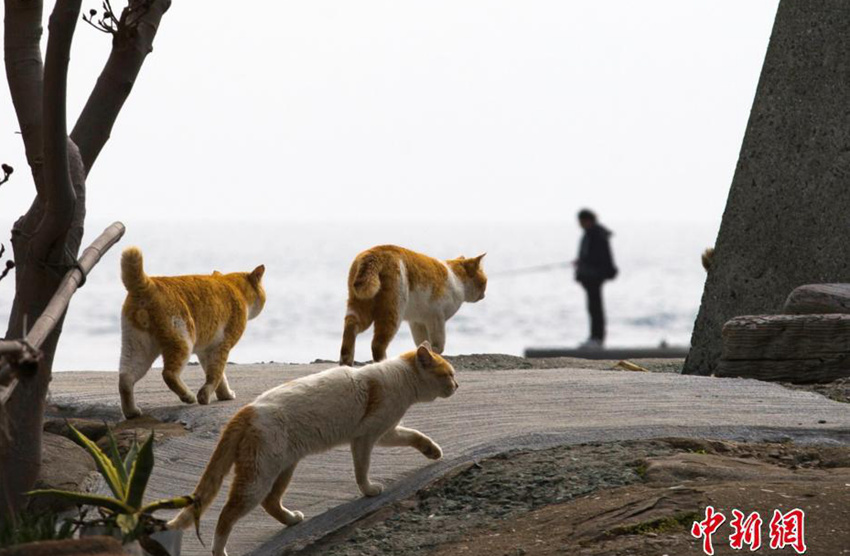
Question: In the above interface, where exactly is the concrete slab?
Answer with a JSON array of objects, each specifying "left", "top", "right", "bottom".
[{"left": 49, "top": 364, "right": 850, "bottom": 556}]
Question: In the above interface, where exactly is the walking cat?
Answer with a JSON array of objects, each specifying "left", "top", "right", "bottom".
[
  {"left": 167, "top": 342, "right": 457, "bottom": 556},
  {"left": 118, "top": 247, "right": 266, "bottom": 419},
  {"left": 339, "top": 245, "right": 487, "bottom": 366}
]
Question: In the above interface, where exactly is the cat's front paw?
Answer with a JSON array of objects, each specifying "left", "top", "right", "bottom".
[
  {"left": 197, "top": 385, "right": 214, "bottom": 405},
  {"left": 421, "top": 441, "right": 443, "bottom": 460},
  {"left": 360, "top": 482, "right": 384, "bottom": 497},
  {"left": 179, "top": 392, "right": 197, "bottom": 405},
  {"left": 216, "top": 388, "right": 236, "bottom": 401},
  {"left": 123, "top": 407, "right": 143, "bottom": 420},
  {"left": 285, "top": 511, "right": 304, "bottom": 526}
]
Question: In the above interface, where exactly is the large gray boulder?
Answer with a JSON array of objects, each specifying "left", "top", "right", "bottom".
[
  {"left": 27, "top": 432, "right": 99, "bottom": 514},
  {"left": 685, "top": 0, "right": 850, "bottom": 375}
]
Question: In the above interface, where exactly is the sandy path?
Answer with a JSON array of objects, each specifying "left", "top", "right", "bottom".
[{"left": 49, "top": 364, "right": 850, "bottom": 556}]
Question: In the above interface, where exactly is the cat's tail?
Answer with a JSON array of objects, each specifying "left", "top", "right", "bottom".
[
  {"left": 167, "top": 406, "right": 257, "bottom": 530},
  {"left": 702, "top": 247, "right": 715, "bottom": 272},
  {"left": 351, "top": 253, "right": 381, "bottom": 299},
  {"left": 121, "top": 247, "right": 152, "bottom": 293}
]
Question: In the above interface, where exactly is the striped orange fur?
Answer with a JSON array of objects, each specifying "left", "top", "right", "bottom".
[
  {"left": 339, "top": 245, "right": 486, "bottom": 365},
  {"left": 118, "top": 247, "right": 266, "bottom": 419}
]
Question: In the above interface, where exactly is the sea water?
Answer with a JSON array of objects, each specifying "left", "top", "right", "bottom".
[{"left": 0, "top": 219, "right": 717, "bottom": 370}]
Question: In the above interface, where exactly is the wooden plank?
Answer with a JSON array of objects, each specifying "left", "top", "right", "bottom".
[
  {"left": 783, "top": 283, "right": 850, "bottom": 314},
  {"left": 525, "top": 347, "right": 689, "bottom": 360},
  {"left": 721, "top": 314, "right": 850, "bottom": 361},
  {"left": 716, "top": 357, "right": 850, "bottom": 384}
]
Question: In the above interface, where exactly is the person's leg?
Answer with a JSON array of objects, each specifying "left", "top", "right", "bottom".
[{"left": 586, "top": 280, "right": 605, "bottom": 343}]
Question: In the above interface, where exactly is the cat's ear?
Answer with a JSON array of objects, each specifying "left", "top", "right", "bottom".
[
  {"left": 416, "top": 342, "right": 434, "bottom": 368},
  {"left": 212, "top": 270, "right": 223, "bottom": 276},
  {"left": 251, "top": 265, "right": 265, "bottom": 282},
  {"left": 464, "top": 253, "right": 486, "bottom": 270}
]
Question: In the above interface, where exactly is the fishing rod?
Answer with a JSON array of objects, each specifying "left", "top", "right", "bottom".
[{"left": 489, "top": 261, "right": 571, "bottom": 278}]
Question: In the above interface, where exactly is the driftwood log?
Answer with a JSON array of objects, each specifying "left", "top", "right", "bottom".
[
  {"left": 717, "top": 314, "right": 850, "bottom": 383},
  {"left": 783, "top": 283, "right": 850, "bottom": 315}
]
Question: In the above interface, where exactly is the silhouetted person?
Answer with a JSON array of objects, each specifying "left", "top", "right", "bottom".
[{"left": 574, "top": 209, "right": 617, "bottom": 348}]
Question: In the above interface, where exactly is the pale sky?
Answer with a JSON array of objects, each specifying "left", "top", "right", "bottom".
[{"left": 1, "top": 1, "right": 779, "bottom": 225}]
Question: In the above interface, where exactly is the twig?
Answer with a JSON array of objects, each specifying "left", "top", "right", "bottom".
[
  {"left": 0, "top": 245, "right": 13, "bottom": 283},
  {"left": 0, "top": 164, "right": 12, "bottom": 187},
  {"left": 0, "top": 261, "right": 14, "bottom": 283},
  {"left": 83, "top": 0, "right": 155, "bottom": 36}
]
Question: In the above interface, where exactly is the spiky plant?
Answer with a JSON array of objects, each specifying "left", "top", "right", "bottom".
[{"left": 28, "top": 425, "right": 195, "bottom": 546}]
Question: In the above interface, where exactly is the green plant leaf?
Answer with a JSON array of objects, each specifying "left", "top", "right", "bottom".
[
  {"left": 140, "top": 495, "right": 194, "bottom": 514},
  {"left": 105, "top": 426, "right": 128, "bottom": 488},
  {"left": 124, "top": 430, "right": 155, "bottom": 509},
  {"left": 123, "top": 432, "right": 140, "bottom": 476},
  {"left": 58, "top": 518, "right": 75, "bottom": 540},
  {"left": 68, "top": 424, "right": 126, "bottom": 500},
  {"left": 26, "top": 490, "right": 134, "bottom": 515},
  {"left": 115, "top": 513, "right": 138, "bottom": 536}
]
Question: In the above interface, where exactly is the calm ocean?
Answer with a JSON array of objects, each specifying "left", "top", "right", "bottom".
[{"left": 0, "top": 219, "right": 717, "bottom": 371}]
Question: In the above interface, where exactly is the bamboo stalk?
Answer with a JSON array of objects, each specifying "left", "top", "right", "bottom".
[{"left": 0, "top": 221, "right": 125, "bottom": 404}]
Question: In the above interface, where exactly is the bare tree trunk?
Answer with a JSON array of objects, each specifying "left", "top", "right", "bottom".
[{"left": 0, "top": 0, "right": 171, "bottom": 517}]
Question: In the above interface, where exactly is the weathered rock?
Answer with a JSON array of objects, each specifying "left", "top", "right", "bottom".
[
  {"left": 28, "top": 433, "right": 98, "bottom": 514},
  {"left": 783, "top": 283, "right": 850, "bottom": 314},
  {"left": 43, "top": 417, "right": 109, "bottom": 442},
  {"left": 95, "top": 415, "right": 187, "bottom": 457},
  {"left": 718, "top": 314, "right": 850, "bottom": 383},
  {"left": 685, "top": 0, "right": 850, "bottom": 375},
  {"left": 722, "top": 313, "right": 850, "bottom": 358},
  {"left": 644, "top": 453, "right": 798, "bottom": 484}
]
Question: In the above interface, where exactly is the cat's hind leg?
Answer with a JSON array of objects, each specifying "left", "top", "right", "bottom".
[
  {"left": 261, "top": 465, "right": 304, "bottom": 526},
  {"left": 215, "top": 373, "right": 236, "bottom": 401},
  {"left": 340, "top": 302, "right": 373, "bottom": 366},
  {"left": 409, "top": 322, "right": 429, "bottom": 347},
  {"left": 118, "top": 319, "right": 159, "bottom": 419},
  {"left": 426, "top": 319, "right": 447, "bottom": 354},
  {"left": 340, "top": 314, "right": 360, "bottom": 366},
  {"left": 214, "top": 487, "right": 268, "bottom": 556},
  {"left": 378, "top": 425, "right": 443, "bottom": 460},
  {"left": 371, "top": 307, "right": 400, "bottom": 363},
  {"left": 213, "top": 444, "right": 276, "bottom": 556},
  {"left": 197, "top": 346, "right": 230, "bottom": 405},
  {"left": 161, "top": 341, "right": 195, "bottom": 405}
]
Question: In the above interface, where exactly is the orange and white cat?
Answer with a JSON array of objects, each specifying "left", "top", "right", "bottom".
[
  {"left": 118, "top": 247, "right": 266, "bottom": 419},
  {"left": 167, "top": 342, "right": 457, "bottom": 556},
  {"left": 339, "top": 245, "right": 487, "bottom": 366}
]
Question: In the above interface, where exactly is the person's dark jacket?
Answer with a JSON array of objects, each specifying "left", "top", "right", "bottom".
[{"left": 576, "top": 224, "right": 617, "bottom": 283}]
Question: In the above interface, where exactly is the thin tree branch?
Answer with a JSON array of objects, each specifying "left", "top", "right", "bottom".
[
  {"left": 71, "top": 0, "right": 171, "bottom": 174},
  {"left": 3, "top": 0, "right": 46, "bottom": 192},
  {"left": 37, "top": 0, "right": 83, "bottom": 259}
]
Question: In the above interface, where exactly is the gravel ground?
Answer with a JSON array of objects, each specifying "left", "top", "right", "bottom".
[
  {"left": 297, "top": 437, "right": 850, "bottom": 556},
  {"left": 296, "top": 440, "right": 678, "bottom": 556},
  {"left": 783, "top": 377, "right": 850, "bottom": 404}
]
